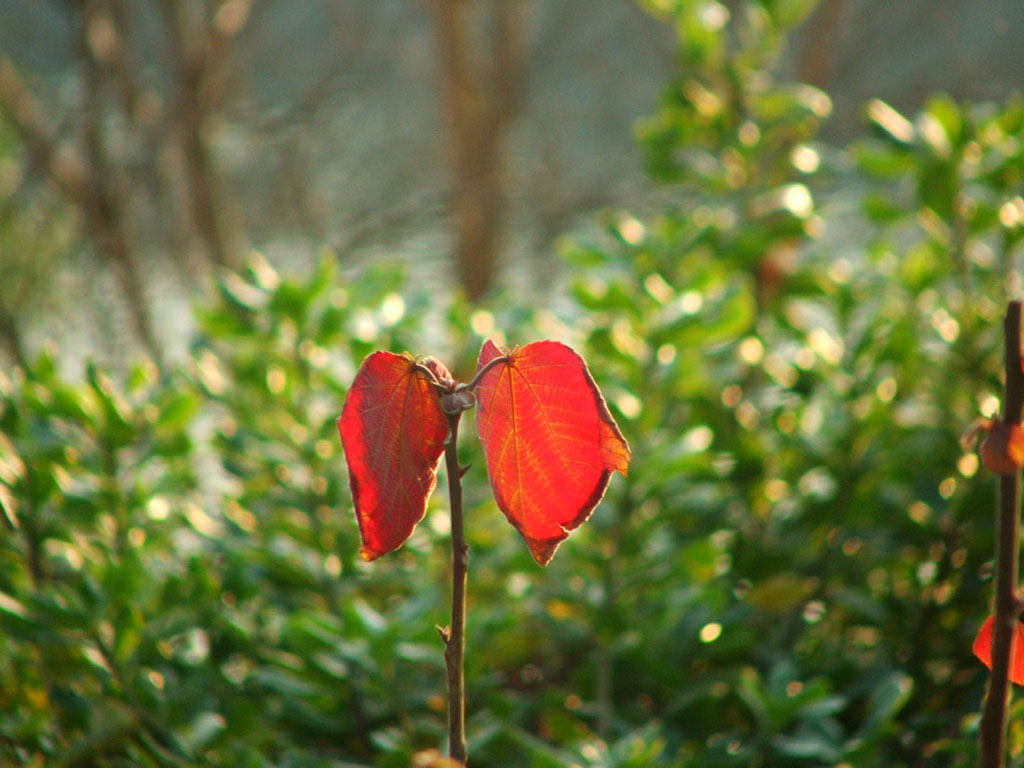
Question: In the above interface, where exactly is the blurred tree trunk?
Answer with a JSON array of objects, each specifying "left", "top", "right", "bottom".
[
  {"left": 79, "top": 0, "right": 163, "bottom": 363},
  {"left": 797, "top": 0, "right": 844, "bottom": 89},
  {"left": 432, "top": 0, "right": 528, "bottom": 301},
  {"left": 0, "top": 24, "right": 163, "bottom": 363}
]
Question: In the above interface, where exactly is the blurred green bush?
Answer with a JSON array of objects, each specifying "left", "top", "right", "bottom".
[{"left": 3, "top": 1, "right": 1024, "bottom": 766}]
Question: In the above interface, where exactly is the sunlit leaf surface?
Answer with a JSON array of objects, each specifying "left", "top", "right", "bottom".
[
  {"left": 474, "top": 339, "right": 630, "bottom": 565},
  {"left": 338, "top": 351, "right": 448, "bottom": 560}
]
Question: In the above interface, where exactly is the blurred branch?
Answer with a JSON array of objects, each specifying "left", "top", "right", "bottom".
[
  {"left": 979, "top": 301, "right": 1024, "bottom": 767},
  {"left": 157, "top": 0, "right": 245, "bottom": 271},
  {"left": 0, "top": 40, "right": 162, "bottom": 363}
]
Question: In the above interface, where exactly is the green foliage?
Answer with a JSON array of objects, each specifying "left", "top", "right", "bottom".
[{"left": 3, "top": 1, "right": 1024, "bottom": 766}]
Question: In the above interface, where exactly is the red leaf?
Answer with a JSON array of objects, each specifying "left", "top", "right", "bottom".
[
  {"left": 338, "top": 352, "right": 449, "bottom": 561},
  {"left": 474, "top": 339, "right": 631, "bottom": 565},
  {"left": 973, "top": 614, "right": 1024, "bottom": 685}
]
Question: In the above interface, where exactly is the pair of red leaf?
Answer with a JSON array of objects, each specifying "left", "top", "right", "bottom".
[{"left": 338, "top": 340, "right": 630, "bottom": 566}]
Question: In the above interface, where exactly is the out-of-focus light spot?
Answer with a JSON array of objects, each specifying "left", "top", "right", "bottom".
[
  {"left": 147, "top": 497, "right": 170, "bottom": 521},
  {"left": 680, "top": 290, "right": 703, "bottom": 315},
  {"left": 266, "top": 365, "right": 286, "bottom": 394},
  {"left": 611, "top": 319, "right": 645, "bottom": 358},
  {"left": 798, "top": 468, "right": 835, "bottom": 500},
  {"left": 939, "top": 477, "right": 956, "bottom": 499},
  {"left": 842, "top": 538, "right": 862, "bottom": 556},
  {"left": 352, "top": 310, "right": 377, "bottom": 341},
  {"left": 791, "top": 144, "right": 820, "bottom": 173},
  {"left": 247, "top": 251, "right": 279, "bottom": 291},
  {"left": 802, "top": 600, "right": 825, "bottom": 623},
  {"left": 738, "top": 121, "right": 760, "bottom": 147},
  {"left": 916, "top": 112, "right": 952, "bottom": 159},
  {"left": 324, "top": 553, "right": 341, "bottom": 578},
  {"left": 429, "top": 509, "right": 451, "bottom": 535},
  {"left": 128, "top": 527, "right": 146, "bottom": 548},
  {"left": 644, "top": 274, "right": 674, "bottom": 304},
  {"left": 225, "top": 501, "right": 257, "bottom": 532},
  {"left": 547, "top": 600, "right": 573, "bottom": 620},
  {"left": 999, "top": 197, "right": 1024, "bottom": 228},
  {"left": 683, "top": 425, "right": 714, "bottom": 452},
  {"left": 615, "top": 392, "right": 642, "bottom": 420},
  {"left": 86, "top": 12, "right": 119, "bottom": 62},
  {"left": 786, "top": 681, "right": 804, "bottom": 697},
  {"left": 185, "top": 503, "right": 223, "bottom": 537},
  {"left": 794, "top": 346, "right": 816, "bottom": 370},
  {"left": 827, "top": 258, "right": 852, "bottom": 284},
  {"left": 803, "top": 216, "right": 826, "bottom": 239},
  {"left": 147, "top": 670, "right": 165, "bottom": 690},
  {"left": 617, "top": 214, "right": 646, "bottom": 245},
  {"left": 565, "top": 694, "right": 583, "bottom": 711},
  {"left": 753, "top": 184, "right": 814, "bottom": 219},
  {"left": 580, "top": 744, "right": 600, "bottom": 762},
  {"left": 46, "top": 540, "right": 83, "bottom": 570},
  {"left": 867, "top": 99, "right": 915, "bottom": 143},
  {"left": 699, "top": 1, "right": 730, "bottom": 29},
  {"left": 197, "top": 350, "right": 229, "bottom": 394},
  {"left": 470, "top": 310, "right": 494, "bottom": 335},
  {"left": 315, "top": 439, "right": 333, "bottom": 459},
  {"left": 931, "top": 309, "right": 959, "bottom": 342},
  {"left": 800, "top": 85, "right": 832, "bottom": 118},
  {"left": 699, "top": 622, "right": 722, "bottom": 643},
  {"left": 299, "top": 340, "right": 328, "bottom": 368},
  {"left": 917, "top": 561, "right": 938, "bottom": 586},
  {"left": 427, "top": 694, "right": 445, "bottom": 712},
  {"left": 737, "top": 336, "right": 764, "bottom": 365},
  {"left": 908, "top": 501, "right": 932, "bottom": 525},
  {"left": 736, "top": 401, "right": 759, "bottom": 429},
  {"left": 506, "top": 572, "right": 530, "bottom": 598},
  {"left": 722, "top": 385, "right": 742, "bottom": 408},
  {"left": 777, "top": 411, "right": 797, "bottom": 434},
  {"left": 289, "top": 423, "right": 308, "bottom": 445},
  {"left": 958, "top": 453, "right": 979, "bottom": 478},
  {"left": 808, "top": 328, "right": 843, "bottom": 365},
  {"left": 876, "top": 377, "right": 897, "bottom": 403},
  {"left": 657, "top": 344, "right": 677, "bottom": 365},
  {"left": 764, "top": 478, "right": 788, "bottom": 502},
  {"left": 764, "top": 353, "right": 797, "bottom": 387},
  {"left": 685, "top": 79, "right": 722, "bottom": 117},
  {"left": 379, "top": 293, "right": 405, "bottom": 326},
  {"left": 215, "top": 0, "right": 251, "bottom": 36},
  {"left": 801, "top": 404, "right": 822, "bottom": 435},
  {"left": 980, "top": 394, "right": 1000, "bottom": 417}
]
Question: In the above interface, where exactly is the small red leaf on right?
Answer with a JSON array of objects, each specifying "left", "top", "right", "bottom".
[
  {"left": 973, "top": 614, "right": 1024, "bottom": 685},
  {"left": 474, "top": 339, "right": 631, "bottom": 566}
]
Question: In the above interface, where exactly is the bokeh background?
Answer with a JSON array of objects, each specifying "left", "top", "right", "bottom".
[{"left": 1, "top": 1, "right": 1024, "bottom": 766}]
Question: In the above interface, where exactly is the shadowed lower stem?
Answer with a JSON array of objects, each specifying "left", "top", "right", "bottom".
[
  {"left": 980, "top": 300, "right": 1024, "bottom": 767},
  {"left": 440, "top": 411, "right": 468, "bottom": 764}
]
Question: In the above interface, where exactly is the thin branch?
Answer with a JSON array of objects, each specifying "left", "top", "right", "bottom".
[
  {"left": 463, "top": 354, "right": 511, "bottom": 391},
  {"left": 439, "top": 411, "right": 468, "bottom": 764},
  {"left": 980, "top": 300, "right": 1024, "bottom": 767}
]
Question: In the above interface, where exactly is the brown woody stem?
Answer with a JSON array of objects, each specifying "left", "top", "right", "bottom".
[
  {"left": 980, "top": 300, "right": 1024, "bottom": 767},
  {"left": 463, "top": 354, "right": 511, "bottom": 391},
  {"left": 440, "top": 411, "right": 468, "bottom": 764}
]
